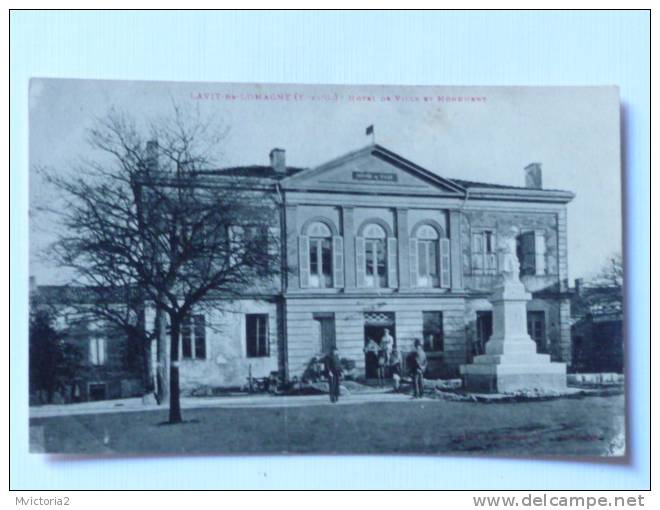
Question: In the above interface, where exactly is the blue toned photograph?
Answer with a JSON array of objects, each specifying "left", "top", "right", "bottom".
[{"left": 28, "top": 79, "right": 624, "bottom": 457}]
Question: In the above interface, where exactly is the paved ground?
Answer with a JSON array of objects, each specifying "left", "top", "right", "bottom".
[
  {"left": 29, "top": 392, "right": 625, "bottom": 456},
  {"left": 28, "top": 390, "right": 399, "bottom": 418}
]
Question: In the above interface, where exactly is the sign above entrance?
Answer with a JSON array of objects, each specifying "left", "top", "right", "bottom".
[
  {"left": 352, "top": 171, "right": 398, "bottom": 182},
  {"left": 364, "top": 311, "right": 395, "bottom": 326}
]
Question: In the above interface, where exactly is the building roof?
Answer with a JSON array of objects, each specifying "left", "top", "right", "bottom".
[
  {"left": 31, "top": 284, "right": 141, "bottom": 306},
  {"left": 197, "top": 144, "right": 573, "bottom": 199},
  {"left": 450, "top": 178, "right": 569, "bottom": 193},
  {"left": 194, "top": 165, "right": 307, "bottom": 181}
]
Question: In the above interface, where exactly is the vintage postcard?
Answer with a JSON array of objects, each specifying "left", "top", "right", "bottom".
[{"left": 28, "top": 79, "right": 624, "bottom": 456}]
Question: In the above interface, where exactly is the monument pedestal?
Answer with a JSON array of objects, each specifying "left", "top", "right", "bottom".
[{"left": 460, "top": 281, "right": 567, "bottom": 393}]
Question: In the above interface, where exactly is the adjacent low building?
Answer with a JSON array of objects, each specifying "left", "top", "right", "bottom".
[
  {"left": 571, "top": 279, "right": 624, "bottom": 373},
  {"left": 30, "top": 281, "right": 146, "bottom": 403}
]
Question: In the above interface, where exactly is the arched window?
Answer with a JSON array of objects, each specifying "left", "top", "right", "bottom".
[
  {"left": 416, "top": 225, "right": 439, "bottom": 287},
  {"left": 363, "top": 223, "right": 387, "bottom": 288},
  {"left": 307, "top": 221, "right": 333, "bottom": 288},
  {"left": 355, "top": 220, "right": 397, "bottom": 289},
  {"left": 410, "top": 222, "right": 451, "bottom": 288},
  {"left": 298, "top": 219, "right": 344, "bottom": 289}
]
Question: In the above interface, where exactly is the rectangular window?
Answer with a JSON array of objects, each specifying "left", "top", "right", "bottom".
[
  {"left": 418, "top": 241, "right": 428, "bottom": 278},
  {"left": 527, "top": 311, "right": 546, "bottom": 353},
  {"left": 308, "top": 238, "right": 333, "bottom": 288},
  {"left": 181, "top": 315, "right": 193, "bottom": 359},
  {"left": 321, "top": 239, "right": 333, "bottom": 281},
  {"left": 422, "top": 311, "right": 444, "bottom": 352},
  {"left": 428, "top": 242, "right": 438, "bottom": 277},
  {"left": 180, "top": 314, "right": 206, "bottom": 360},
  {"left": 89, "top": 337, "right": 106, "bottom": 366},
  {"left": 313, "top": 313, "right": 336, "bottom": 354},
  {"left": 516, "top": 230, "right": 547, "bottom": 276},
  {"left": 229, "top": 224, "right": 270, "bottom": 275},
  {"left": 472, "top": 230, "right": 496, "bottom": 275},
  {"left": 246, "top": 314, "right": 269, "bottom": 358},
  {"left": 517, "top": 231, "right": 536, "bottom": 276},
  {"left": 193, "top": 315, "right": 206, "bottom": 359},
  {"left": 365, "top": 240, "right": 376, "bottom": 277},
  {"left": 376, "top": 240, "right": 387, "bottom": 286},
  {"left": 248, "top": 225, "right": 270, "bottom": 276},
  {"left": 310, "top": 240, "right": 319, "bottom": 276},
  {"left": 364, "top": 239, "right": 386, "bottom": 287},
  {"left": 417, "top": 240, "right": 439, "bottom": 287},
  {"left": 485, "top": 231, "right": 494, "bottom": 254}
]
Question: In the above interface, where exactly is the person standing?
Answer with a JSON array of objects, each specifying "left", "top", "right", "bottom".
[
  {"left": 363, "top": 337, "right": 379, "bottom": 379},
  {"left": 376, "top": 348, "right": 387, "bottom": 388},
  {"left": 410, "top": 338, "right": 428, "bottom": 398},
  {"left": 381, "top": 328, "right": 394, "bottom": 365},
  {"left": 325, "top": 346, "right": 343, "bottom": 403},
  {"left": 389, "top": 348, "right": 402, "bottom": 391}
]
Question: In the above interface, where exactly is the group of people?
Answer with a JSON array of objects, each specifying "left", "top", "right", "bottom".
[
  {"left": 323, "top": 331, "right": 428, "bottom": 403},
  {"left": 364, "top": 328, "right": 400, "bottom": 389}
]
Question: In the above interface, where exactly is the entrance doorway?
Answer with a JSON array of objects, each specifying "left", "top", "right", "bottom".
[
  {"left": 88, "top": 382, "right": 107, "bottom": 401},
  {"left": 363, "top": 312, "right": 395, "bottom": 378},
  {"left": 313, "top": 313, "right": 336, "bottom": 355},
  {"left": 475, "top": 311, "right": 493, "bottom": 356}
]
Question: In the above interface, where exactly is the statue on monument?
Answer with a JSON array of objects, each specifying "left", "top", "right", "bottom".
[
  {"left": 460, "top": 225, "right": 567, "bottom": 393},
  {"left": 498, "top": 226, "right": 521, "bottom": 285}
]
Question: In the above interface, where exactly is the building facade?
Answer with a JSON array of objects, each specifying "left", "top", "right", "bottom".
[
  {"left": 30, "top": 283, "right": 146, "bottom": 403},
  {"left": 149, "top": 144, "right": 575, "bottom": 391}
]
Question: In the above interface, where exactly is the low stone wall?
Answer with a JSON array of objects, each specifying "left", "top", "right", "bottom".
[{"left": 567, "top": 373, "right": 624, "bottom": 384}]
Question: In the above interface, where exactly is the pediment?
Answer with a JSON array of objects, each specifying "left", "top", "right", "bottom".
[{"left": 281, "top": 145, "right": 465, "bottom": 197}]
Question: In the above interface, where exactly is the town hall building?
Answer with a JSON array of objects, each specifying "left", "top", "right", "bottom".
[{"left": 145, "top": 143, "right": 575, "bottom": 392}]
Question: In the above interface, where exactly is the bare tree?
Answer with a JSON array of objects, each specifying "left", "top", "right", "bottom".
[
  {"left": 590, "top": 253, "right": 623, "bottom": 289},
  {"left": 29, "top": 305, "right": 83, "bottom": 404},
  {"left": 582, "top": 253, "right": 623, "bottom": 312},
  {"left": 43, "top": 105, "right": 280, "bottom": 423}
]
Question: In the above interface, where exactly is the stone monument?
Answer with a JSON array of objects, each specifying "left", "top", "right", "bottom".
[{"left": 460, "top": 227, "right": 567, "bottom": 393}]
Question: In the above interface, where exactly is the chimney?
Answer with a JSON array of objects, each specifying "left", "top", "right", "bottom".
[
  {"left": 29, "top": 276, "right": 36, "bottom": 292},
  {"left": 146, "top": 140, "right": 158, "bottom": 172},
  {"left": 575, "top": 278, "right": 584, "bottom": 296},
  {"left": 270, "top": 148, "right": 286, "bottom": 174},
  {"left": 524, "top": 162, "right": 543, "bottom": 189}
]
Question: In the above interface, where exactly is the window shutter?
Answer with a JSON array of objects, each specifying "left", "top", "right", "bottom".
[
  {"left": 471, "top": 232, "right": 484, "bottom": 273},
  {"left": 332, "top": 236, "right": 344, "bottom": 288},
  {"left": 409, "top": 237, "right": 418, "bottom": 287},
  {"left": 534, "top": 230, "right": 546, "bottom": 275},
  {"left": 440, "top": 238, "right": 451, "bottom": 288},
  {"left": 268, "top": 226, "right": 279, "bottom": 256},
  {"left": 89, "top": 338, "right": 97, "bottom": 365},
  {"left": 298, "top": 235, "right": 310, "bottom": 288},
  {"left": 387, "top": 237, "right": 398, "bottom": 288},
  {"left": 355, "top": 236, "right": 366, "bottom": 287},
  {"left": 99, "top": 338, "right": 106, "bottom": 365},
  {"left": 520, "top": 231, "right": 536, "bottom": 275},
  {"left": 485, "top": 253, "right": 497, "bottom": 273},
  {"left": 485, "top": 232, "right": 497, "bottom": 273}
]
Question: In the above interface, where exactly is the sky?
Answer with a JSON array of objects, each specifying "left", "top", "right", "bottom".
[{"left": 29, "top": 78, "right": 622, "bottom": 285}]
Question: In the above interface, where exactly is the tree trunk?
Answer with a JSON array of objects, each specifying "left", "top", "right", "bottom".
[
  {"left": 168, "top": 317, "right": 182, "bottom": 423},
  {"left": 155, "top": 305, "right": 169, "bottom": 403},
  {"left": 137, "top": 306, "right": 154, "bottom": 394},
  {"left": 140, "top": 336, "right": 153, "bottom": 394}
]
